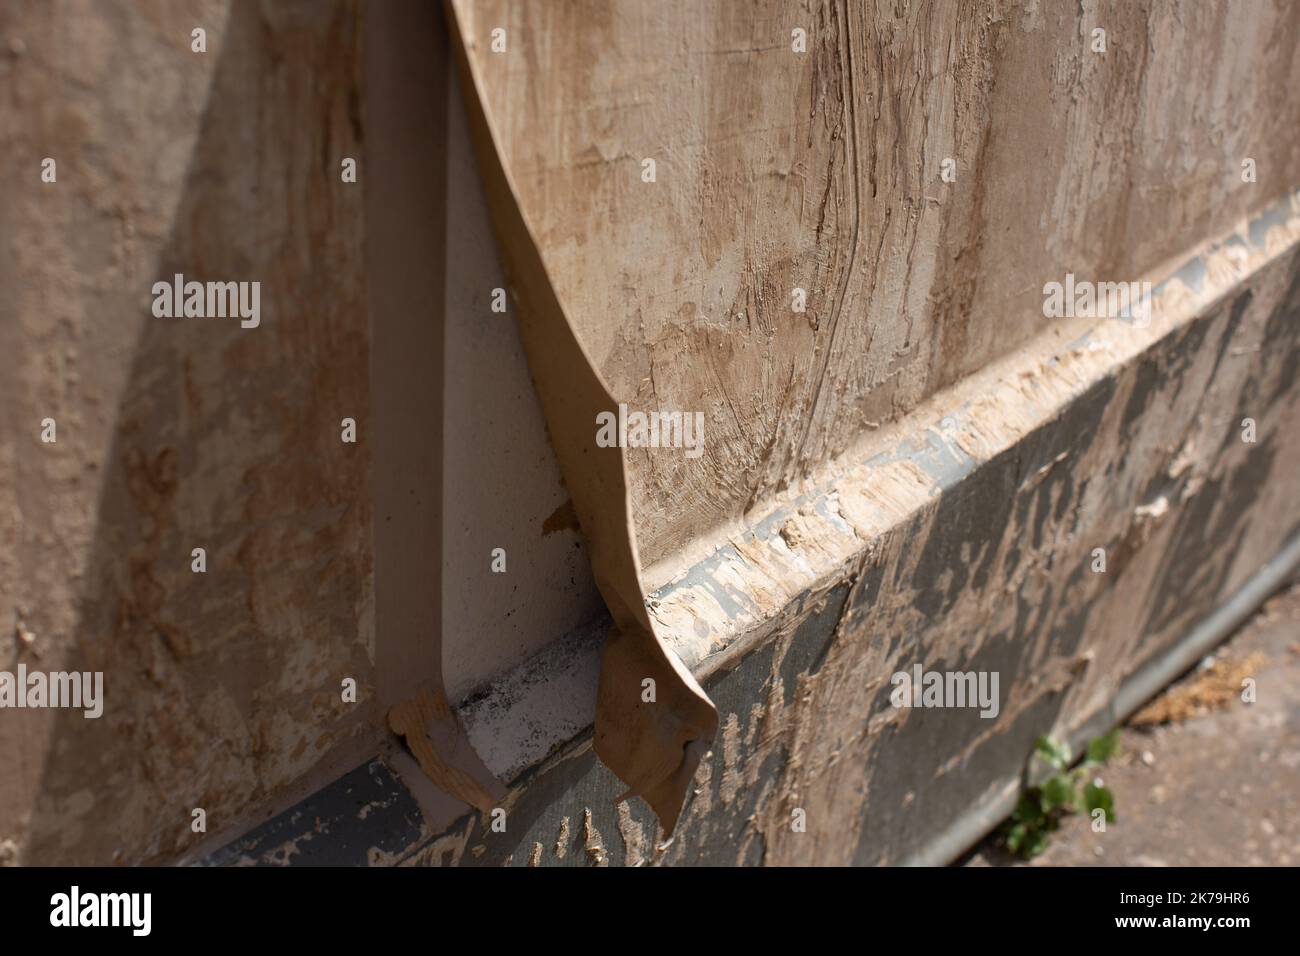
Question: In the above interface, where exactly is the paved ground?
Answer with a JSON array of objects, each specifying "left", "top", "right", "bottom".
[{"left": 967, "top": 581, "right": 1300, "bottom": 867}]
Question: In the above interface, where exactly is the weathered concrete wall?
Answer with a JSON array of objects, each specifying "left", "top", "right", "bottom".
[
  {"left": 0, "top": 0, "right": 375, "bottom": 864},
  {"left": 207, "top": 195, "right": 1300, "bottom": 866},
  {"left": 420, "top": 206, "right": 1300, "bottom": 866},
  {"left": 4, "top": 0, "right": 1299, "bottom": 867},
  {"left": 452, "top": 0, "right": 1300, "bottom": 574}
]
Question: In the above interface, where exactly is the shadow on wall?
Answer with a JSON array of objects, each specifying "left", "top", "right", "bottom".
[{"left": 24, "top": 0, "right": 376, "bottom": 865}]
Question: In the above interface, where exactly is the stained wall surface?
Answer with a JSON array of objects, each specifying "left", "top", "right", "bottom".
[
  {"left": 3, "top": 0, "right": 1299, "bottom": 867},
  {"left": 413, "top": 213, "right": 1300, "bottom": 867},
  {"left": 0, "top": 0, "right": 376, "bottom": 865},
  {"left": 451, "top": 0, "right": 1300, "bottom": 573},
  {"left": 209, "top": 204, "right": 1300, "bottom": 867},
  {"left": 0, "top": 0, "right": 599, "bottom": 866}
]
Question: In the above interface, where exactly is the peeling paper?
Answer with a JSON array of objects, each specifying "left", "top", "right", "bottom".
[
  {"left": 387, "top": 685, "right": 506, "bottom": 814},
  {"left": 445, "top": 0, "right": 718, "bottom": 833}
]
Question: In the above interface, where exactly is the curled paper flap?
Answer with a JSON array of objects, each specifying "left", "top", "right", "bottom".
[
  {"left": 445, "top": 0, "right": 718, "bottom": 834},
  {"left": 388, "top": 685, "right": 507, "bottom": 815}
]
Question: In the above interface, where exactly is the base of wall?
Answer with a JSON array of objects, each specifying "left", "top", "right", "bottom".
[{"left": 199, "top": 193, "right": 1300, "bottom": 867}]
